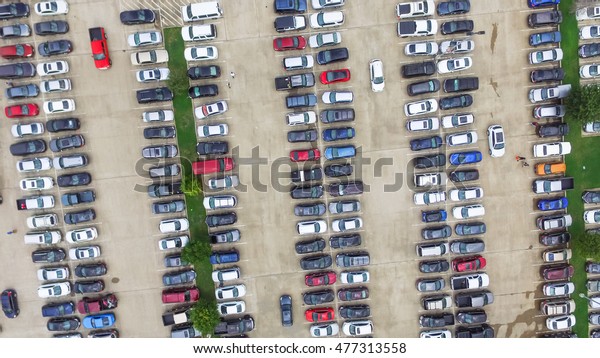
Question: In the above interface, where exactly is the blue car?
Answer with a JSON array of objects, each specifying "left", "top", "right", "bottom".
[
  {"left": 41, "top": 302, "right": 75, "bottom": 317},
  {"left": 449, "top": 151, "right": 482, "bottom": 165},
  {"left": 410, "top": 136, "right": 442, "bottom": 151},
  {"left": 528, "top": 0, "right": 560, "bottom": 7},
  {"left": 83, "top": 313, "right": 116, "bottom": 329},
  {"left": 529, "top": 31, "right": 561, "bottom": 46},
  {"left": 324, "top": 145, "right": 356, "bottom": 160},
  {"left": 322, "top": 127, "right": 355, "bottom": 142},
  {"left": 422, "top": 210, "right": 447, "bottom": 223},
  {"left": 209, "top": 250, "right": 239, "bottom": 264},
  {"left": 537, "top": 197, "right": 568, "bottom": 211}
]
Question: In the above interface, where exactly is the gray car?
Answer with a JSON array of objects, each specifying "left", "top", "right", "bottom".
[
  {"left": 210, "top": 229, "right": 241, "bottom": 244},
  {"left": 0, "top": 24, "right": 30, "bottom": 38},
  {"left": 142, "top": 145, "right": 178, "bottom": 159},
  {"left": 329, "top": 200, "right": 361, "bottom": 214},
  {"left": 6, "top": 84, "right": 39, "bottom": 99},
  {"left": 455, "top": 222, "right": 486, "bottom": 236},
  {"left": 280, "top": 295, "right": 293, "bottom": 327},
  {"left": 50, "top": 135, "right": 84, "bottom": 152},
  {"left": 450, "top": 239, "right": 485, "bottom": 254},
  {"left": 295, "top": 239, "right": 326, "bottom": 254},
  {"left": 149, "top": 164, "right": 180, "bottom": 178},
  {"left": 422, "top": 225, "right": 452, "bottom": 240},
  {"left": 329, "top": 234, "right": 361, "bottom": 249},
  {"left": 162, "top": 269, "right": 196, "bottom": 286},
  {"left": 294, "top": 203, "right": 326, "bottom": 216},
  {"left": 151, "top": 200, "right": 185, "bottom": 214},
  {"left": 416, "top": 278, "right": 445, "bottom": 292}
]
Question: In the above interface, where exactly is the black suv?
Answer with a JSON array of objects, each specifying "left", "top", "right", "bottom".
[
  {"left": 440, "top": 94, "right": 473, "bottom": 110},
  {"left": 10, "top": 140, "right": 46, "bottom": 156},
  {"left": 414, "top": 154, "right": 446, "bottom": 169},
  {"left": 324, "top": 164, "right": 353, "bottom": 177},
  {"left": 536, "top": 122, "right": 569, "bottom": 138},
  {"left": 144, "top": 126, "right": 176, "bottom": 139},
  {"left": 197, "top": 141, "right": 228, "bottom": 155},
  {"left": 407, "top": 79, "right": 440, "bottom": 96},
  {"left": 320, "top": 108, "right": 355, "bottom": 123},
  {"left": 443, "top": 77, "right": 479, "bottom": 92},
  {"left": 401, "top": 61, "right": 435, "bottom": 78},
  {"left": 136, "top": 87, "right": 173, "bottom": 104},
  {"left": 147, "top": 182, "right": 183, "bottom": 198},
  {"left": 530, "top": 68, "right": 564, "bottom": 83},
  {"left": 187, "top": 65, "right": 220, "bottom": 80},
  {"left": 528, "top": 10, "right": 562, "bottom": 28}
]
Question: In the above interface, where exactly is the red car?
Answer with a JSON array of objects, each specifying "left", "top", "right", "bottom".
[
  {"left": 77, "top": 294, "right": 118, "bottom": 314},
  {"left": 273, "top": 36, "right": 306, "bottom": 51},
  {"left": 452, "top": 255, "right": 486, "bottom": 272},
  {"left": 0, "top": 44, "right": 34, "bottom": 59},
  {"left": 305, "top": 271, "right": 337, "bottom": 287},
  {"left": 162, "top": 287, "right": 200, "bottom": 304},
  {"left": 192, "top": 157, "right": 234, "bottom": 175},
  {"left": 89, "top": 27, "right": 111, "bottom": 70},
  {"left": 541, "top": 265, "right": 574, "bottom": 280},
  {"left": 290, "top": 149, "right": 320, "bottom": 162},
  {"left": 320, "top": 69, "right": 351, "bottom": 84},
  {"left": 305, "top": 307, "right": 335, "bottom": 322},
  {"left": 5, "top": 103, "right": 39, "bottom": 118}
]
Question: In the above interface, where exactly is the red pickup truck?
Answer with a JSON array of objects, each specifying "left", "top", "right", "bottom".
[{"left": 89, "top": 27, "right": 111, "bottom": 70}]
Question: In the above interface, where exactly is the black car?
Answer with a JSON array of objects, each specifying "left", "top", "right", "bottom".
[
  {"left": 291, "top": 168, "right": 322, "bottom": 182},
  {"left": 410, "top": 136, "right": 443, "bottom": 151},
  {"left": 324, "top": 164, "right": 353, "bottom": 177},
  {"left": 422, "top": 210, "right": 446, "bottom": 223},
  {"left": 437, "top": 0, "right": 470, "bottom": 15},
  {"left": 147, "top": 182, "right": 182, "bottom": 198},
  {"left": 288, "top": 129, "right": 318, "bottom": 143},
  {"left": 441, "top": 20, "right": 474, "bottom": 35},
  {"left": 329, "top": 234, "right": 361, "bottom": 249},
  {"left": 280, "top": 295, "right": 293, "bottom": 327},
  {"left": 320, "top": 108, "right": 355, "bottom": 123},
  {"left": 414, "top": 154, "right": 446, "bottom": 169},
  {"left": 294, "top": 203, "right": 326, "bottom": 217},
  {"left": 32, "top": 249, "right": 66, "bottom": 263},
  {"left": 583, "top": 191, "right": 600, "bottom": 204},
  {"left": 455, "top": 324, "right": 494, "bottom": 338},
  {"left": 528, "top": 10, "right": 562, "bottom": 28},
  {"left": 443, "top": 77, "right": 479, "bottom": 93},
  {"left": 419, "top": 313, "right": 455, "bottom": 328},
  {"left": 290, "top": 185, "right": 324, "bottom": 199},
  {"left": 188, "top": 84, "right": 218, "bottom": 98},
  {"left": 303, "top": 289, "right": 334, "bottom": 305},
  {"left": 300, "top": 254, "right": 332, "bottom": 270},
  {"left": 6, "top": 84, "right": 39, "bottom": 99},
  {"left": 34, "top": 21, "right": 69, "bottom": 36},
  {"left": 143, "top": 126, "right": 176, "bottom": 139},
  {"left": 456, "top": 310, "right": 487, "bottom": 324},
  {"left": 455, "top": 222, "right": 486, "bottom": 236},
  {"left": 536, "top": 122, "right": 569, "bottom": 138},
  {"left": 329, "top": 181, "right": 363, "bottom": 197},
  {"left": 187, "top": 65, "right": 221, "bottom": 80},
  {"left": 75, "top": 263, "right": 107, "bottom": 278},
  {"left": 339, "top": 305, "right": 370, "bottom": 319},
  {"left": 295, "top": 239, "right": 326, "bottom": 254},
  {"left": 120, "top": 9, "right": 156, "bottom": 25},
  {"left": 205, "top": 212, "right": 237, "bottom": 227},
  {"left": 47, "top": 118, "right": 80, "bottom": 133},
  {"left": 1, "top": 289, "right": 19, "bottom": 318},
  {"left": 449, "top": 169, "right": 479, "bottom": 182},
  {"left": 163, "top": 269, "right": 196, "bottom": 286},
  {"left": 197, "top": 141, "right": 228, "bottom": 155},
  {"left": 579, "top": 43, "right": 600, "bottom": 58},
  {"left": 0, "top": 62, "right": 36, "bottom": 79},
  {"left": 316, "top": 47, "right": 348, "bottom": 65},
  {"left": 338, "top": 287, "right": 369, "bottom": 301},
  {"left": 57, "top": 172, "right": 91, "bottom": 188},
  {"left": 407, "top": 79, "right": 440, "bottom": 96},
  {"left": 419, "top": 260, "right": 450, "bottom": 273},
  {"left": 401, "top": 61, "right": 436, "bottom": 78},
  {"left": 64, "top": 209, "right": 96, "bottom": 225},
  {"left": 47, "top": 317, "right": 80, "bottom": 332},
  {"left": 50, "top": 134, "right": 84, "bottom": 152},
  {"left": 136, "top": 87, "right": 173, "bottom": 104},
  {"left": 530, "top": 68, "right": 564, "bottom": 83},
  {"left": 440, "top": 94, "right": 473, "bottom": 110},
  {"left": 74, "top": 280, "right": 105, "bottom": 294},
  {"left": 422, "top": 225, "right": 452, "bottom": 240},
  {"left": 38, "top": 40, "right": 72, "bottom": 57},
  {"left": 0, "top": 2, "right": 29, "bottom": 20},
  {"left": 10, "top": 139, "right": 46, "bottom": 156},
  {"left": 539, "top": 231, "right": 570, "bottom": 246}
]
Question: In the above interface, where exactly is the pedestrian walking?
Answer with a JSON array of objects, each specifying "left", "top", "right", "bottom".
[
  {"left": 227, "top": 81, "right": 231, "bottom": 88},
  {"left": 518, "top": 156, "right": 526, "bottom": 161},
  {"left": 230, "top": 71, "right": 235, "bottom": 78},
  {"left": 531, "top": 121, "right": 539, "bottom": 127}
]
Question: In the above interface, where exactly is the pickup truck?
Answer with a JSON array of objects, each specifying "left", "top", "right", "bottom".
[
  {"left": 274, "top": 15, "right": 306, "bottom": 32},
  {"left": 77, "top": 294, "right": 118, "bottom": 314},
  {"left": 450, "top": 273, "right": 490, "bottom": 290},
  {"left": 286, "top": 94, "right": 317, "bottom": 109},
  {"left": 89, "top": 27, "right": 111, "bottom": 70},
  {"left": 540, "top": 299, "right": 575, "bottom": 315},
  {"left": 275, "top": 73, "right": 315, "bottom": 91},
  {"left": 414, "top": 172, "right": 446, "bottom": 187},
  {"left": 162, "top": 306, "right": 192, "bottom": 326},
  {"left": 61, "top": 190, "right": 96, "bottom": 206},
  {"left": 528, "top": 84, "right": 571, "bottom": 103},
  {"left": 336, "top": 252, "right": 370, "bottom": 267},
  {"left": 396, "top": 1, "right": 434, "bottom": 19},
  {"left": 421, "top": 295, "right": 452, "bottom": 310},
  {"left": 532, "top": 177, "right": 574, "bottom": 194},
  {"left": 455, "top": 290, "right": 494, "bottom": 308},
  {"left": 397, "top": 19, "right": 438, "bottom": 37},
  {"left": 214, "top": 316, "right": 254, "bottom": 335},
  {"left": 17, "top": 195, "right": 55, "bottom": 211},
  {"left": 291, "top": 168, "right": 322, "bottom": 182}
]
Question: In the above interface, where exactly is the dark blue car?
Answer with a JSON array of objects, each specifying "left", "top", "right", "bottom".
[
  {"left": 42, "top": 301, "right": 75, "bottom": 317},
  {"left": 528, "top": 0, "right": 560, "bottom": 7},
  {"left": 437, "top": 0, "right": 470, "bottom": 16},
  {"left": 275, "top": 0, "right": 307, "bottom": 13},
  {"left": 210, "top": 250, "right": 240, "bottom": 264},
  {"left": 410, "top": 136, "right": 442, "bottom": 151},
  {"left": 537, "top": 197, "right": 568, "bottom": 211},
  {"left": 529, "top": 31, "right": 561, "bottom": 46},
  {"left": 449, "top": 151, "right": 482, "bottom": 165},
  {"left": 322, "top": 127, "right": 355, "bottom": 142},
  {"left": 422, "top": 210, "right": 447, "bottom": 223}
]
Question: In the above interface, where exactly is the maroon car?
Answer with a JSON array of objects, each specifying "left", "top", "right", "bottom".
[
  {"left": 305, "top": 271, "right": 337, "bottom": 287},
  {"left": 77, "top": 294, "right": 118, "bottom": 314},
  {"left": 541, "top": 265, "right": 574, "bottom": 281},
  {"left": 337, "top": 286, "right": 369, "bottom": 301}
]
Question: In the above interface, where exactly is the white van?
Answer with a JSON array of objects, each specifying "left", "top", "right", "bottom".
[
  {"left": 182, "top": 2, "right": 223, "bottom": 22},
  {"left": 284, "top": 55, "right": 314, "bottom": 71},
  {"left": 416, "top": 242, "right": 449, "bottom": 257},
  {"left": 24, "top": 231, "right": 62, "bottom": 245},
  {"left": 181, "top": 24, "right": 217, "bottom": 42}
]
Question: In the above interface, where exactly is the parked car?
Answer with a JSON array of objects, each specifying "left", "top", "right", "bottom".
[
  {"left": 541, "top": 265, "right": 574, "bottom": 280},
  {"left": 316, "top": 47, "right": 349, "bottom": 65},
  {"left": 410, "top": 136, "right": 442, "bottom": 151},
  {"left": 531, "top": 68, "right": 564, "bottom": 83},
  {"left": 530, "top": 31, "right": 561, "bottom": 46},
  {"left": 407, "top": 79, "right": 440, "bottom": 96},
  {"left": 439, "top": 94, "right": 473, "bottom": 110}
]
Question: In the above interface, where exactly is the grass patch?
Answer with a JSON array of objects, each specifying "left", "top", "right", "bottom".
[{"left": 164, "top": 28, "right": 214, "bottom": 302}]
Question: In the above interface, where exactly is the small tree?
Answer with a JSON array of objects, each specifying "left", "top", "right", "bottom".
[
  {"left": 181, "top": 239, "right": 211, "bottom": 265},
  {"left": 577, "top": 232, "right": 600, "bottom": 257},
  {"left": 181, "top": 172, "right": 202, "bottom": 196},
  {"left": 167, "top": 68, "right": 189, "bottom": 96},
  {"left": 564, "top": 83, "right": 600, "bottom": 125},
  {"left": 190, "top": 298, "right": 220, "bottom": 337}
]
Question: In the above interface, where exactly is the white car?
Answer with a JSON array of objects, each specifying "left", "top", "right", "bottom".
[
  {"left": 143, "top": 110, "right": 174, "bottom": 122},
  {"left": 37, "top": 60, "right": 69, "bottom": 76},
  {"left": 297, "top": 220, "right": 327, "bottom": 235},
  {"left": 195, "top": 101, "right": 228, "bottom": 120},
  {"left": 159, "top": 236, "right": 189, "bottom": 250},
  {"left": 546, "top": 315, "right": 575, "bottom": 331},
  {"left": 543, "top": 248, "right": 573, "bottom": 262},
  {"left": 584, "top": 121, "right": 600, "bottom": 133},
  {"left": 159, "top": 218, "right": 190, "bottom": 234},
  {"left": 203, "top": 195, "right": 237, "bottom": 210},
  {"left": 310, "top": 322, "right": 339, "bottom": 337},
  {"left": 208, "top": 175, "right": 240, "bottom": 190},
  {"left": 286, "top": 111, "right": 317, "bottom": 125},
  {"left": 580, "top": 25, "right": 600, "bottom": 40},
  {"left": 212, "top": 267, "right": 241, "bottom": 283},
  {"left": 533, "top": 105, "right": 566, "bottom": 119},
  {"left": 446, "top": 131, "right": 478, "bottom": 146},
  {"left": 437, "top": 57, "right": 472, "bottom": 74},
  {"left": 452, "top": 204, "right": 485, "bottom": 219},
  {"left": 17, "top": 157, "right": 52, "bottom": 173},
  {"left": 23, "top": 231, "right": 61, "bottom": 245},
  {"left": 584, "top": 210, "right": 600, "bottom": 224},
  {"left": 589, "top": 296, "right": 600, "bottom": 309},
  {"left": 322, "top": 91, "right": 353, "bottom": 104},
  {"left": 369, "top": 59, "right": 385, "bottom": 92},
  {"left": 19, "top": 177, "right": 54, "bottom": 191},
  {"left": 406, "top": 117, "right": 439, "bottom": 132},
  {"left": 420, "top": 329, "right": 452, "bottom": 338},
  {"left": 308, "top": 31, "right": 341, "bottom": 48},
  {"left": 449, "top": 187, "right": 484, "bottom": 202},
  {"left": 40, "top": 78, "right": 71, "bottom": 93},
  {"left": 66, "top": 227, "right": 98, "bottom": 244},
  {"left": 27, "top": 214, "right": 58, "bottom": 229},
  {"left": 215, "top": 284, "right": 247, "bottom": 300},
  {"left": 217, "top": 301, "right": 246, "bottom": 316},
  {"left": 310, "top": 11, "right": 344, "bottom": 29},
  {"left": 130, "top": 50, "right": 169, "bottom": 66},
  {"left": 197, "top": 124, "right": 228, "bottom": 138},
  {"left": 69, "top": 246, "right": 101, "bottom": 260},
  {"left": 11, "top": 123, "right": 44, "bottom": 138},
  {"left": 405, "top": 41, "right": 438, "bottom": 56},
  {"left": 128, "top": 31, "right": 162, "bottom": 47},
  {"left": 543, "top": 282, "right": 575, "bottom": 296},
  {"left": 533, "top": 142, "right": 572, "bottom": 158},
  {"left": 43, "top": 99, "right": 75, "bottom": 114},
  {"left": 404, "top": 99, "right": 438, "bottom": 117},
  {"left": 439, "top": 39, "right": 474, "bottom": 54},
  {"left": 340, "top": 270, "right": 369, "bottom": 284},
  {"left": 414, "top": 191, "right": 446, "bottom": 205},
  {"left": 528, "top": 86, "right": 563, "bottom": 103},
  {"left": 487, "top": 125, "right": 505, "bottom": 158},
  {"left": 441, "top": 113, "right": 474, "bottom": 128},
  {"left": 37, "top": 282, "right": 71, "bottom": 298},
  {"left": 181, "top": 25, "right": 214, "bottom": 41},
  {"left": 136, "top": 68, "right": 170, "bottom": 83},
  {"left": 311, "top": 0, "right": 345, "bottom": 9},
  {"left": 37, "top": 267, "right": 69, "bottom": 281},
  {"left": 184, "top": 46, "right": 218, "bottom": 61},
  {"left": 580, "top": 64, "right": 600, "bottom": 79},
  {"left": 529, "top": 49, "right": 563, "bottom": 65},
  {"left": 576, "top": 6, "right": 600, "bottom": 20},
  {"left": 332, "top": 217, "right": 363, "bottom": 232},
  {"left": 284, "top": 55, "right": 314, "bottom": 71},
  {"left": 35, "top": 0, "right": 69, "bottom": 16},
  {"left": 342, "top": 320, "right": 373, "bottom": 336}
]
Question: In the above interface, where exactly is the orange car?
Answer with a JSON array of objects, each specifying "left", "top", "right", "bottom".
[{"left": 535, "top": 162, "right": 566, "bottom": 176}]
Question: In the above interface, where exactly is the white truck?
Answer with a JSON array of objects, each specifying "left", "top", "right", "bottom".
[
  {"left": 422, "top": 295, "right": 452, "bottom": 310},
  {"left": 450, "top": 273, "right": 490, "bottom": 290},
  {"left": 396, "top": 1, "right": 434, "bottom": 19},
  {"left": 532, "top": 177, "right": 574, "bottom": 194},
  {"left": 414, "top": 172, "right": 447, "bottom": 187},
  {"left": 16, "top": 195, "right": 55, "bottom": 211},
  {"left": 397, "top": 19, "right": 438, "bottom": 37}
]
